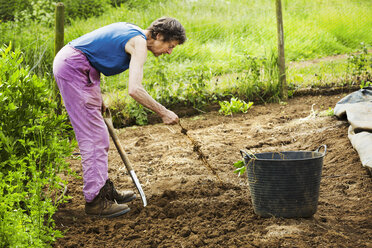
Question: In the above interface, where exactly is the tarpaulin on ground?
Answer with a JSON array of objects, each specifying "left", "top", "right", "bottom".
[{"left": 334, "top": 86, "right": 372, "bottom": 172}]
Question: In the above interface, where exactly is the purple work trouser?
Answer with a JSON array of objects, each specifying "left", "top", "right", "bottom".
[{"left": 53, "top": 45, "right": 109, "bottom": 202}]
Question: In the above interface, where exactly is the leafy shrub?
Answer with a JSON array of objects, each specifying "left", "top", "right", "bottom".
[
  {"left": 0, "top": 0, "right": 111, "bottom": 26},
  {"left": 0, "top": 0, "right": 31, "bottom": 21},
  {"left": 238, "top": 53, "right": 281, "bottom": 102},
  {"left": 14, "top": 0, "right": 56, "bottom": 26},
  {"left": 0, "top": 43, "right": 75, "bottom": 247},
  {"left": 145, "top": 59, "right": 215, "bottom": 108},
  {"left": 62, "top": 0, "right": 111, "bottom": 24},
  {"left": 347, "top": 43, "right": 372, "bottom": 86},
  {"left": 127, "top": 100, "right": 149, "bottom": 126},
  {"left": 0, "top": 0, "right": 55, "bottom": 26}
]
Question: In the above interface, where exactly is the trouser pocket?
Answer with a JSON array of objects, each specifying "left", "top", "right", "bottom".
[{"left": 83, "top": 66, "right": 101, "bottom": 109}]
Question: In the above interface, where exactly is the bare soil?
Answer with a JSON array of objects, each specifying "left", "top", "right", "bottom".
[{"left": 54, "top": 93, "right": 371, "bottom": 248}]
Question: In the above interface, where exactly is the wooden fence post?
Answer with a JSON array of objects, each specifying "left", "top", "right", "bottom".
[
  {"left": 275, "top": 0, "right": 287, "bottom": 100},
  {"left": 54, "top": 2, "right": 64, "bottom": 114}
]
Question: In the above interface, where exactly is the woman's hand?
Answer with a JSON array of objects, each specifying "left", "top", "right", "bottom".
[{"left": 161, "top": 109, "right": 179, "bottom": 125}]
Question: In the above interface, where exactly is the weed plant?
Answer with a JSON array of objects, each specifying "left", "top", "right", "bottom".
[
  {"left": 0, "top": 44, "right": 75, "bottom": 247},
  {"left": 347, "top": 43, "right": 372, "bottom": 87}
]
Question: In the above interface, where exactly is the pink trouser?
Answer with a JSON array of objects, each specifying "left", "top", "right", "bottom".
[{"left": 53, "top": 45, "right": 109, "bottom": 202}]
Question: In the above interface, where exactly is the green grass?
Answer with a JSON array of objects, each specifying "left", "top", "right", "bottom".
[
  {"left": 1, "top": 0, "right": 371, "bottom": 125},
  {"left": 97, "top": 0, "right": 372, "bottom": 87},
  {"left": 288, "top": 59, "right": 350, "bottom": 88}
]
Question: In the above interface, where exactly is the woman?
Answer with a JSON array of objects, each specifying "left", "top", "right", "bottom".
[{"left": 53, "top": 17, "right": 186, "bottom": 218}]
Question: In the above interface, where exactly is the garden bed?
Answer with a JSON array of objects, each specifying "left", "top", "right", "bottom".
[{"left": 54, "top": 93, "right": 371, "bottom": 248}]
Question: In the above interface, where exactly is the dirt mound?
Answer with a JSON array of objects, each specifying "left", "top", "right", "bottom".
[{"left": 54, "top": 94, "right": 371, "bottom": 248}]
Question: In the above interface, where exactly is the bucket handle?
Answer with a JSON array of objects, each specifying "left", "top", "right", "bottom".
[
  {"left": 240, "top": 150, "right": 255, "bottom": 165},
  {"left": 315, "top": 144, "right": 327, "bottom": 156}
]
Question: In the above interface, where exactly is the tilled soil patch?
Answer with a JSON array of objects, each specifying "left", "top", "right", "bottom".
[{"left": 54, "top": 93, "right": 371, "bottom": 248}]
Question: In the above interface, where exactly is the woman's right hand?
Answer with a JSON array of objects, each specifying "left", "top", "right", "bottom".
[{"left": 161, "top": 109, "right": 179, "bottom": 125}]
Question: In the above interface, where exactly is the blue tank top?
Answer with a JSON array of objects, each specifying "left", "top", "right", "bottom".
[{"left": 69, "top": 22, "right": 147, "bottom": 76}]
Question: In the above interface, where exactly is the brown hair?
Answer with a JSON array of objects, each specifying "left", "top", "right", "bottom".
[{"left": 147, "top": 17, "right": 186, "bottom": 44}]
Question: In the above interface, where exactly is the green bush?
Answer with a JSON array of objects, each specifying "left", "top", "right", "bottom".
[
  {"left": 0, "top": 43, "right": 75, "bottom": 247},
  {"left": 0, "top": 0, "right": 31, "bottom": 22},
  {"left": 0, "top": 0, "right": 111, "bottom": 26},
  {"left": 62, "top": 0, "right": 111, "bottom": 24},
  {"left": 15, "top": 0, "right": 55, "bottom": 26},
  {"left": 347, "top": 43, "right": 372, "bottom": 79},
  {"left": 0, "top": 0, "right": 55, "bottom": 26}
]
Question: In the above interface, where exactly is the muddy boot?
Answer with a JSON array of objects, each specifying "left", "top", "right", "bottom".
[
  {"left": 105, "top": 179, "right": 136, "bottom": 204},
  {"left": 85, "top": 183, "right": 130, "bottom": 218}
]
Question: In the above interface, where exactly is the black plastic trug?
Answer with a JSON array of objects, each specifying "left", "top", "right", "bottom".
[{"left": 241, "top": 147, "right": 326, "bottom": 218}]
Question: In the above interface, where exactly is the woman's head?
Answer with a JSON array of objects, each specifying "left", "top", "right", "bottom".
[{"left": 146, "top": 17, "right": 186, "bottom": 45}]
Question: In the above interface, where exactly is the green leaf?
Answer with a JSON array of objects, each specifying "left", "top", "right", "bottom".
[
  {"left": 8, "top": 102, "right": 17, "bottom": 111},
  {"left": 233, "top": 160, "right": 246, "bottom": 176},
  {"left": 218, "top": 97, "right": 254, "bottom": 116},
  {"left": 233, "top": 160, "right": 244, "bottom": 168},
  {"left": 234, "top": 166, "right": 246, "bottom": 176}
]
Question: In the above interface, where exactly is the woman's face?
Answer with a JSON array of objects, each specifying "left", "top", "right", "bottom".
[{"left": 148, "top": 34, "right": 179, "bottom": 57}]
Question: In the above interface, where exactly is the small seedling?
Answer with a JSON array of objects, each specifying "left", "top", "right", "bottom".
[
  {"left": 360, "top": 80, "right": 372, "bottom": 89},
  {"left": 219, "top": 97, "right": 254, "bottom": 116},
  {"left": 319, "top": 107, "right": 334, "bottom": 117},
  {"left": 233, "top": 150, "right": 258, "bottom": 176},
  {"left": 233, "top": 160, "right": 246, "bottom": 176}
]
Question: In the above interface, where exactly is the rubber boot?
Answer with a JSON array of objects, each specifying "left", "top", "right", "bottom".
[
  {"left": 85, "top": 182, "right": 130, "bottom": 218},
  {"left": 105, "top": 179, "right": 136, "bottom": 204}
]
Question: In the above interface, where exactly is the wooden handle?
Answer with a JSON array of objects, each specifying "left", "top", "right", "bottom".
[{"left": 104, "top": 115, "right": 133, "bottom": 172}]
